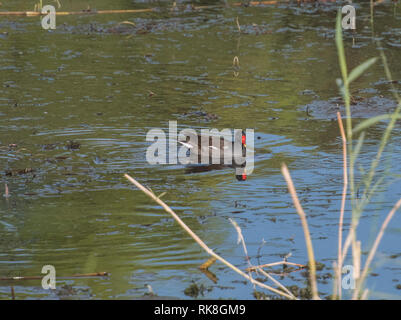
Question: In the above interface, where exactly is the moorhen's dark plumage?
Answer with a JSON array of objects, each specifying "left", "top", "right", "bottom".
[{"left": 177, "top": 130, "right": 247, "bottom": 181}]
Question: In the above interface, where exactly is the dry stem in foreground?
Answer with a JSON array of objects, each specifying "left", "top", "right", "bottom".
[{"left": 124, "top": 173, "right": 296, "bottom": 299}]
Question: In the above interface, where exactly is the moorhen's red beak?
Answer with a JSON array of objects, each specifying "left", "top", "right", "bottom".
[
  {"left": 242, "top": 132, "right": 246, "bottom": 148},
  {"left": 235, "top": 130, "right": 247, "bottom": 181},
  {"left": 236, "top": 173, "right": 247, "bottom": 181}
]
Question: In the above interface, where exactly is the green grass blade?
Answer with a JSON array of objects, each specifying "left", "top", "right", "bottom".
[
  {"left": 336, "top": 11, "right": 348, "bottom": 85},
  {"left": 348, "top": 57, "right": 377, "bottom": 84},
  {"left": 351, "top": 131, "right": 366, "bottom": 164},
  {"left": 353, "top": 114, "right": 401, "bottom": 134}
]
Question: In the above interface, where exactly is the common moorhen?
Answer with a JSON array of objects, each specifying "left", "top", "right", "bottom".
[{"left": 177, "top": 129, "right": 247, "bottom": 181}]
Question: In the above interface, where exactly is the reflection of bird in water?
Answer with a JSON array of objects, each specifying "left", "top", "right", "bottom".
[{"left": 177, "top": 130, "right": 248, "bottom": 181}]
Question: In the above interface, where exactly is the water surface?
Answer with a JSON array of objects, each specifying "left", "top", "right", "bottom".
[{"left": 0, "top": 0, "right": 401, "bottom": 299}]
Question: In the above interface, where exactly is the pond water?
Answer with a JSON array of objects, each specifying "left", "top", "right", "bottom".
[{"left": 0, "top": 0, "right": 401, "bottom": 299}]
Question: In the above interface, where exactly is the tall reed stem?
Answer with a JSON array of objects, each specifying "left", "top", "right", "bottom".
[
  {"left": 336, "top": 112, "right": 348, "bottom": 299},
  {"left": 281, "top": 165, "right": 319, "bottom": 300}
]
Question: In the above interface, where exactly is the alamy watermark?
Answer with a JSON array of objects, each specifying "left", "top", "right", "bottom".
[
  {"left": 41, "top": 5, "right": 56, "bottom": 30},
  {"left": 342, "top": 265, "right": 356, "bottom": 290},
  {"left": 5, "top": 265, "right": 56, "bottom": 289},
  {"left": 40, "top": 4, "right": 355, "bottom": 31},
  {"left": 342, "top": 5, "right": 356, "bottom": 30},
  {"left": 41, "top": 264, "right": 56, "bottom": 289}
]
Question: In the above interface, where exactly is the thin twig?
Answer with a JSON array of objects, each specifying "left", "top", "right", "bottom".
[
  {"left": 124, "top": 174, "right": 296, "bottom": 300},
  {"left": 0, "top": 1, "right": 288, "bottom": 16},
  {"left": 228, "top": 218, "right": 258, "bottom": 289},
  {"left": 246, "top": 261, "right": 306, "bottom": 272},
  {"left": 229, "top": 219, "right": 292, "bottom": 298},
  {"left": 281, "top": 164, "right": 319, "bottom": 300},
  {"left": 271, "top": 267, "right": 305, "bottom": 277},
  {"left": 4, "top": 183, "right": 9, "bottom": 198},
  {"left": 256, "top": 267, "right": 296, "bottom": 299},
  {"left": 361, "top": 288, "right": 369, "bottom": 300},
  {"left": 0, "top": 9, "right": 155, "bottom": 16},
  {"left": 0, "top": 272, "right": 109, "bottom": 281},
  {"left": 229, "top": 218, "right": 252, "bottom": 268},
  {"left": 236, "top": 16, "right": 241, "bottom": 33}
]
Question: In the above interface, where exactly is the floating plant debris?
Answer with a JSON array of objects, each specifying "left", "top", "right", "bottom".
[
  {"left": 5, "top": 168, "right": 34, "bottom": 176},
  {"left": 66, "top": 141, "right": 81, "bottom": 150}
]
